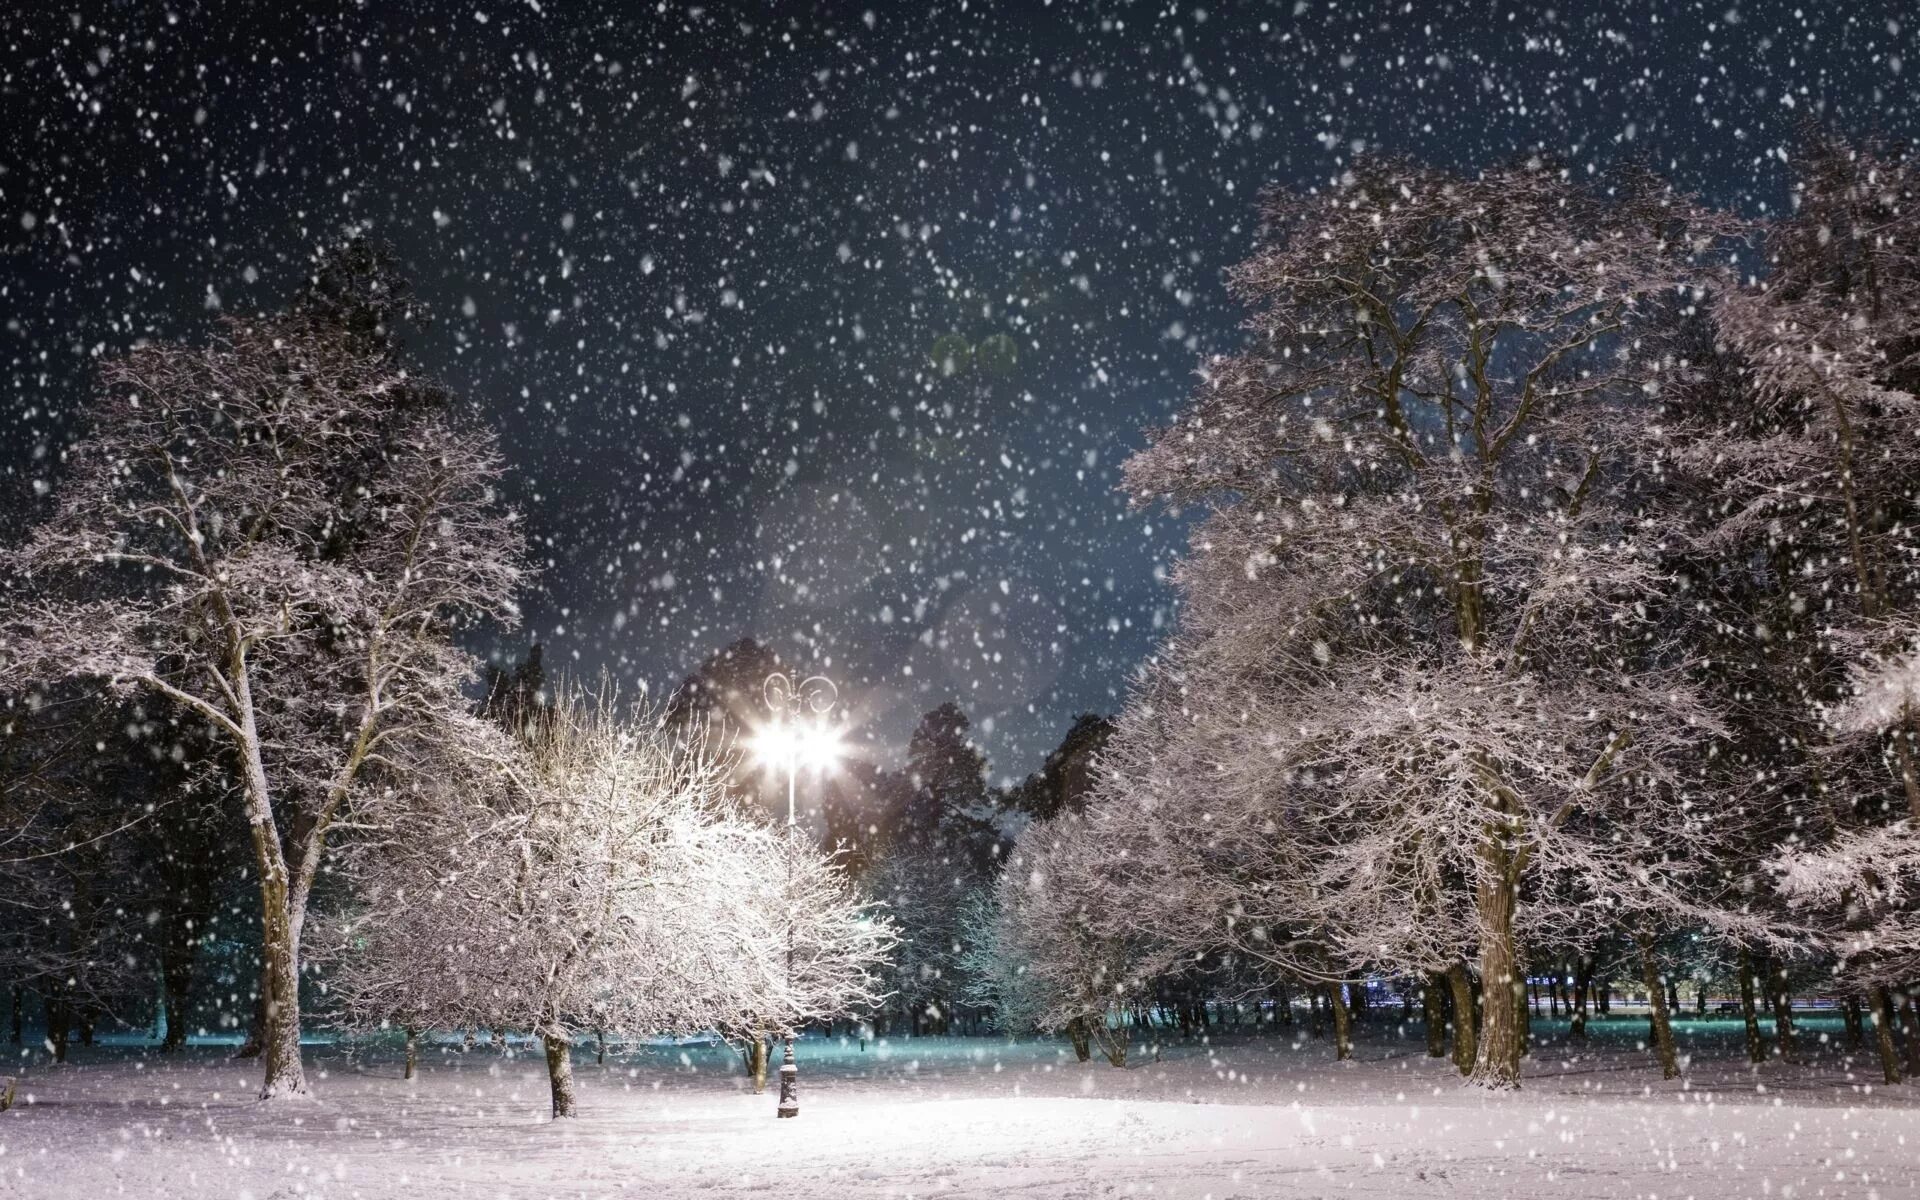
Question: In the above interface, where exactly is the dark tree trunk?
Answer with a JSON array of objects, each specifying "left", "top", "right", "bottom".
[
  {"left": 1091, "top": 1011, "right": 1130, "bottom": 1067},
  {"left": 46, "top": 989, "right": 69, "bottom": 1064},
  {"left": 1765, "top": 960, "right": 1798, "bottom": 1063},
  {"left": 1598, "top": 976, "right": 1612, "bottom": 1015},
  {"left": 1328, "top": 983, "right": 1353, "bottom": 1061},
  {"left": 1869, "top": 985, "right": 1902, "bottom": 1085},
  {"left": 1843, "top": 994, "right": 1866, "bottom": 1052},
  {"left": 1445, "top": 961, "right": 1477, "bottom": 1076},
  {"left": 543, "top": 1032, "right": 577, "bottom": 1118},
  {"left": 1570, "top": 957, "right": 1590, "bottom": 1042},
  {"left": 1423, "top": 973, "right": 1446, "bottom": 1058},
  {"left": 1272, "top": 981, "right": 1293, "bottom": 1027},
  {"left": 1900, "top": 989, "right": 1920, "bottom": 1079},
  {"left": 1066, "top": 1015, "right": 1092, "bottom": 1063},
  {"left": 1736, "top": 947, "right": 1766, "bottom": 1063},
  {"left": 1308, "top": 987, "right": 1323, "bottom": 1038},
  {"left": 404, "top": 1027, "right": 418, "bottom": 1080},
  {"left": 8, "top": 985, "right": 20, "bottom": 1046},
  {"left": 1516, "top": 960, "right": 1532, "bottom": 1058},
  {"left": 158, "top": 833, "right": 214, "bottom": 1055},
  {"left": 161, "top": 953, "right": 194, "bottom": 1052},
  {"left": 234, "top": 981, "right": 266, "bottom": 1059},
  {"left": 596, "top": 1027, "right": 606, "bottom": 1066},
  {"left": 1636, "top": 933, "right": 1680, "bottom": 1081}
]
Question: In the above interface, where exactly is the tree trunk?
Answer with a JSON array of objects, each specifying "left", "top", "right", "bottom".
[
  {"left": 1900, "top": 989, "right": 1920, "bottom": 1079},
  {"left": 235, "top": 982, "right": 265, "bottom": 1059},
  {"left": 596, "top": 1027, "right": 606, "bottom": 1066},
  {"left": 157, "top": 817, "right": 216, "bottom": 1054},
  {"left": 1636, "top": 933, "right": 1679, "bottom": 1080},
  {"left": 1843, "top": 994, "right": 1866, "bottom": 1052},
  {"left": 404, "top": 1027, "right": 418, "bottom": 1080},
  {"left": 1469, "top": 873, "right": 1522, "bottom": 1089},
  {"left": 8, "top": 985, "right": 20, "bottom": 1046},
  {"left": 1272, "top": 981, "right": 1293, "bottom": 1026},
  {"left": 1423, "top": 973, "right": 1446, "bottom": 1058},
  {"left": 236, "top": 711, "right": 309, "bottom": 1100},
  {"left": 543, "top": 1031, "right": 577, "bottom": 1118},
  {"left": 257, "top": 911, "right": 306, "bottom": 1099},
  {"left": 1328, "top": 983, "right": 1353, "bottom": 1061},
  {"left": 1308, "top": 987, "right": 1323, "bottom": 1038},
  {"left": 1445, "top": 961, "right": 1477, "bottom": 1076},
  {"left": 747, "top": 1034, "right": 770, "bottom": 1092},
  {"left": 1869, "top": 985, "right": 1902, "bottom": 1085},
  {"left": 1736, "top": 947, "right": 1766, "bottom": 1064},
  {"left": 1091, "top": 1009, "right": 1130, "bottom": 1067},
  {"left": 1570, "top": 957, "right": 1590, "bottom": 1042},
  {"left": 1066, "top": 1015, "right": 1092, "bottom": 1062},
  {"left": 1765, "top": 959, "right": 1798, "bottom": 1063},
  {"left": 46, "top": 989, "right": 68, "bottom": 1064},
  {"left": 1598, "top": 976, "right": 1611, "bottom": 1015},
  {"left": 1515, "top": 958, "right": 1532, "bottom": 1058},
  {"left": 161, "top": 950, "right": 193, "bottom": 1052}
]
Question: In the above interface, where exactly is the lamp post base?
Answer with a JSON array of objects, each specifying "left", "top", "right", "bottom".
[{"left": 776, "top": 1037, "right": 798, "bottom": 1118}]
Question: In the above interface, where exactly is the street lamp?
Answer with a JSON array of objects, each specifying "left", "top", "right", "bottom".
[{"left": 752, "top": 670, "right": 840, "bottom": 1119}]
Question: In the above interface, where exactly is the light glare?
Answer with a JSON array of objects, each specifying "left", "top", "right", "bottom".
[{"left": 753, "top": 719, "right": 842, "bottom": 773}]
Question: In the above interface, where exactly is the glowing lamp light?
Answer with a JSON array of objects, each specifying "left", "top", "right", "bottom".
[{"left": 752, "top": 719, "right": 843, "bottom": 774}]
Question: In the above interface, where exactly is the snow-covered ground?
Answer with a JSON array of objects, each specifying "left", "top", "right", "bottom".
[{"left": 2, "top": 1017, "right": 1915, "bottom": 1199}]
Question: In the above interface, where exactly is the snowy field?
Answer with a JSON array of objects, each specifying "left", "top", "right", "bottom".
[{"left": 3, "top": 1018, "right": 1915, "bottom": 1200}]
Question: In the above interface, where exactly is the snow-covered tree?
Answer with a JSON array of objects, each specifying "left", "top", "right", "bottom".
[
  {"left": 331, "top": 688, "right": 735, "bottom": 1115},
  {"left": 0, "top": 242, "right": 524, "bottom": 1098},
  {"left": 326, "top": 685, "right": 892, "bottom": 1117},
  {"left": 715, "top": 831, "right": 897, "bottom": 1090},
  {"left": 1684, "top": 131, "right": 1920, "bottom": 1083},
  {"left": 1107, "top": 158, "right": 1742, "bottom": 1087},
  {"left": 987, "top": 811, "right": 1168, "bottom": 1066}
]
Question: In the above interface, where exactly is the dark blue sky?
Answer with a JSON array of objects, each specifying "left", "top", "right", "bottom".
[{"left": 3, "top": 1, "right": 1913, "bottom": 778}]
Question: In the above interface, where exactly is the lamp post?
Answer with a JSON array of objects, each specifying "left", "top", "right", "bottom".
[{"left": 755, "top": 670, "right": 839, "bottom": 1120}]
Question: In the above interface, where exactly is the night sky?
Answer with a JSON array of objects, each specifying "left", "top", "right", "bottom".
[{"left": 3, "top": 1, "right": 1913, "bottom": 778}]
